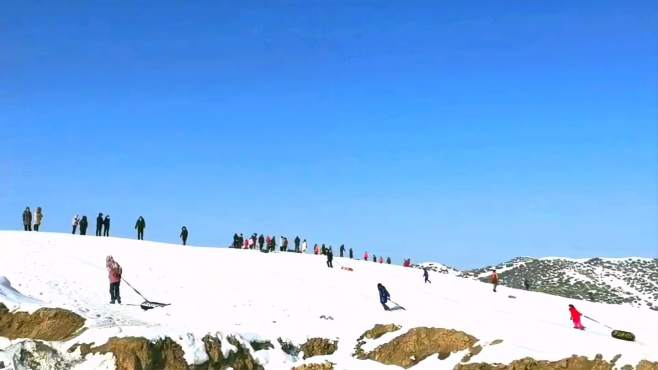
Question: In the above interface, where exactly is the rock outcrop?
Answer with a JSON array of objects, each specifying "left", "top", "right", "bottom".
[
  {"left": 300, "top": 338, "right": 338, "bottom": 359},
  {"left": 357, "top": 327, "right": 478, "bottom": 368},
  {"left": 291, "top": 361, "right": 334, "bottom": 370},
  {"left": 455, "top": 354, "right": 625, "bottom": 370},
  {"left": 0, "top": 303, "right": 85, "bottom": 341}
]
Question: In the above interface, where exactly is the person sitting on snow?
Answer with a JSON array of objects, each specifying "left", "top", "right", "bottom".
[
  {"left": 106, "top": 256, "right": 122, "bottom": 304},
  {"left": 569, "top": 304, "right": 585, "bottom": 330},
  {"left": 377, "top": 283, "right": 391, "bottom": 311}
]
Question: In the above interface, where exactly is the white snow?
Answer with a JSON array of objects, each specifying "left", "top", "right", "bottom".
[{"left": 0, "top": 231, "right": 657, "bottom": 369}]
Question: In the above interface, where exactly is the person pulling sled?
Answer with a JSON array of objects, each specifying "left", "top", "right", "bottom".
[
  {"left": 569, "top": 304, "right": 585, "bottom": 330},
  {"left": 106, "top": 256, "right": 122, "bottom": 304},
  {"left": 377, "top": 283, "right": 391, "bottom": 311}
]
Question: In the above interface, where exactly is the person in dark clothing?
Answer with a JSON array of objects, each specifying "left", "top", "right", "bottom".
[
  {"left": 180, "top": 226, "right": 188, "bottom": 245},
  {"left": 386, "top": 257, "right": 391, "bottom": 264},
  {"left": 373, "top": 254, "right": 377, "bottom": 263},
  {"left": 96, "top": 213, "right": 104, "bottom": 236},
  {"left": 339, "top": 245, "right": 345, "bottom": 257},
  {"left": 258, "top": 234, "right": 265, "bottom": 250},
  {"left": 523, "top": 278, "right": 530, "bottom": 290},
  {"left": 349, "top": 248, "right": 353, "bottom": 259},
  {"left": 377, "top": 283, "right": 391, "bottom": 311},
  {"left": 294, "top": 236, "right": 301, "bottom": 252},
  {"left": 281, "top": 237, "right": 288, "bottom": 252},
  {"left": 327, "top": 248, "right": 334, "bottom": 268},
  {"left": 34, "top": 207, "right": 43, "bottom": 231},
  {"left": 103, "top": 215, "right": 110, "bottom": 237},
  {"left": 321, "top": 244, "right": 326, "bottom": 255},
  {"left": 135, "top": 216, "right": 146, "bottom": 240},
  {"left": 22, "top": 207, "right": 32, "bottom": 231},
  {"left": 233, "top": 233, "right": 239, "bottom": 248},
  {"left": 423, "top": 268, "right": 431, "bottom": 283},
  {"left": 79, "top": 216, "right": 88, "bottom": 235},
  {"left": 72, "top": 215, "right": 80, "bottom": 234}
]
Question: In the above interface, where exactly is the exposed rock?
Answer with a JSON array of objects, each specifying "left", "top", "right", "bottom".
[
  {"left": 636, "top": 361, "right": 658, "bottom": 370},
  {"left": 490, "top": 339, "right": 504, "bottom": 345},
  {"left": 0, "top": 303, "right": 85, "bottom": 341},
  {"left": 279, "top": 338, "right": 301, "bottom": 358},
  {"left": 360, "top": 327, "right": 478, "bottom": 368},
  {"left": 80, "top": 336, "right": 188, "bottom": 370},
  {"left": 610, "top": 355, "right": 621, "bottom": 365},
  {"left": 455, "top": 355, "right": 617, "bottom": 370},
  {"left": 194, "top": 335, "right": 263, "bottom": 370},
  {"left": 300, "top": 338, "right": 338, "bottom": 359},
  {"left": 292, "top": 361, "right": 334, "bottom": 370},
  {"left": 353, "top": 324, "right": 402, "bottom": 358},
  {"left": 250, "top": 339, "right": 274, "bottom": 351},
  {"left": 461, "top": 345, "right": 482, "bottom": 363},
  {"left": 11, "top": 340, "right": 70, "bottom": 370}
]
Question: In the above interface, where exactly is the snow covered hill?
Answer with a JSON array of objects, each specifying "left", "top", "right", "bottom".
[
  {"left": 459, "top": 257, "right": 658, "bottom": 310},
  {"left": 0, "top": 231, "right": 657, "bottom": 370}
]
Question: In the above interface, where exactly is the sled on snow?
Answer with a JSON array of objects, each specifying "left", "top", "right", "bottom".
[
  {"left": 611, "top": 330, "right": 635, "bottom": 342},
  {"left": 140, "top": 301, "right": 171, "bottom": 311}
]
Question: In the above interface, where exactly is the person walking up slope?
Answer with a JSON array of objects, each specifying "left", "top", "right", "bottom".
[
  {"left": 103, "top": 215, "right": 111, "bottom": 236},
  {"left": 424, "top": 268, "right": 431, "bottom": 283},
  {"left": 490, "top": 270, "right": 499, "bottom": 292},
  {"left": 568, "top": 304, "right": 585, "bottom": 330},
  {"left": 106, "top": 256, "right": 122, "bottom": 304},
  {"left": 377, "top": 283, "right": 391, "bottom": 311},
  {"left": 135, "top": 216, "right": 146, "bottom": 240},
  {"left": 34, "top": 207, "right": 43, "bottom": 231},
  {"left": 22, "top": 207, "right": 32, "bottom": 231},
  {"left": 72, "top": 215, "right": 80, "bottom": 234},
  {"left": 180, "top": 226, "right": 188, "bottom": 245}
]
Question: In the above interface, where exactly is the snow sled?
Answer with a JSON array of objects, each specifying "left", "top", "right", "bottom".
[
  {"left": 611, "top": 330, "right": 635, "bottom": 342},
  {"left": 140, "top": 301, "right": 170, "bottom": 311}
]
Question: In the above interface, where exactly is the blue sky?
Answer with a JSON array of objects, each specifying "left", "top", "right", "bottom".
[{"left": 1, "top": 1, "right": 656, "bottom": 268}]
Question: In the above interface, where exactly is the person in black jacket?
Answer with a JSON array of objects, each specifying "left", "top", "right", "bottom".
[
  {"left": 22, "top": 207, "right": 32, "bottom": 231},
  {"left": 386, "top": 257, "right": 391, "bottom": 264},
  {"left": 96, "top": 213, "right": 104, "bottom": 236},
  {"left": 423, "top": 268, "right": 431, "bottom": 283},
  {"left": 180, "top": 226, "right": 188, "bottom": 245},
  {"left": 294, "top": 236, "right": 301, "bottom": 252},
  {"left": 135, "top": 216, "right": 146, "bottom": 240},
  {"left": 377, "top": 283, "right": 391, "bottom": 311},
  {"left": 80, "top": 216, "right": 89, "bottom": 235},
  {"left": 349, "top": 248, "right": 353, "bottom": 259},
  {"left": 326, "top": 247, "right": 333, "bottom": 268},
  {"left": 339, "top": 245, "right": 345, "bottom": 257},
  {"left": 258, "top": 234, "right": 265, "bottom": 250},
  {"left": 103, "top": 215, "right": 110, "bottom": 237}
]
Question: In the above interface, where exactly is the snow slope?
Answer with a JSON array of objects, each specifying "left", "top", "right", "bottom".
[{"left": 0, "top": 231, "right": 657, "bottom": 369}]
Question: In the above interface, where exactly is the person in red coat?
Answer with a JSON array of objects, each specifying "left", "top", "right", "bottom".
[
  {"left": 490, "top": 270, "right": 499, "bottom": 292},
  {"left": 364, "top": 251, "right": 369, "bottom": 261},
  {"left": 569, "top": 304, "right": 585, "bottom": 330}
]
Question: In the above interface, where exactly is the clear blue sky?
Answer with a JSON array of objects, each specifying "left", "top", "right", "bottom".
[{"left": 1, "top": 1, "right": 656, "bottom": 269}]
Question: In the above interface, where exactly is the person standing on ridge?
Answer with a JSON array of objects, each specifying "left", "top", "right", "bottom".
[
  {"left": 373, "top": 254, "right": 377, "bottom": 263},
  {"left": 364, "top": 251, "right": 369, "bottom": 261},
  {"left": 34, "top": 207, "right": 43, "bottom": 231},
  {"left": 314, "top": 244, "right": 319, "bottom": 255},
  {"left": 96, "top": 213, "right": 103, "bottom": 236},
  {"left": 258, "top": 234, "right": 265, "bottom": 250},
  {"left": 72, "top": 215, "right": 80, "bottom": 234},
  {"left": 379, "top": 256, "right": 384, "bottom": 263},
  {"left": 180, "top": 226, "right": 188, "bottom": 245},
  {"left": 106, "top": 256, "right": 122, "bottom": 304},
  {"left": 490, "top": 270, "right": 499, "bottom": 292},
  {"left": 135, "top": 216, "right": 146, "bottom": 240},
  {"left": 377, "top": 283, "right": 391, "bottom": 311},
  {"left": 349, "top": 248, "right": 353, "bottom": 259},
  {"left": 22, "top": 207, "right": 32, "bottom": 231},
  {"left": 79, "top": 216, "right": 88, "bottom": 235},
  {"left": 423, "top": 268, "right": 431, "bottom": 283},
  {"left": 302, "top": 239, "right": 308, "bottom": 253},
  {"left": 294, "top": 236, "right": 301, "bottom": 252},
  {"left": 339, "top": 245, "right": 345, "bottom": 257},
  {"left": 386, "top": 257, "right": 391, "bottom": 264},
  {"left": 103, "top": 215, "right": 111, "bottom": 237},
  {"left": 326, "top": 247, "right": 334, "bottom": 268},
  {"left": 568, "top": 304, "right": 585, "bottom": 330}
]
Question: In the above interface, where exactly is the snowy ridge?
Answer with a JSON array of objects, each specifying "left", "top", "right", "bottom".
[{"left": 0, "top": 231, "right": 657, "bottom": 369}]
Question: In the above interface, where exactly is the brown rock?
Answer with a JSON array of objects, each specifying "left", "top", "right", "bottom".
[
  {"left": 0, "top": 303, "right": 85, "bottom": 341},
  {"left": 363, "top": 327, "right": 478, "bottom": 368},
  {"left": 300, "top": 338, "right": 338, "bottom": 359},
  {"left": 455, "top": 355, "right": 616, "bottom": 370},
  {"left": 636, "top": 361, "right": 658, "bottom": 370},
  {"left": 361, "top": 324, "right": 402, "bottom": 340},
  {"left": 292, "top": 361, "right": 334, "bottom": 370},
  {"left": 85, "top": 336, "right": 188, "bottom": 370},
  {"left": 490, "top": 339, "right": 504, "bottom": 346}
]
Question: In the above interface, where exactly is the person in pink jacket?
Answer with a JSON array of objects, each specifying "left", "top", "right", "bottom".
[
  {"left": 106, "top": 256, "right": 122, "bottom": 304},
  {"left": 364, "top": 251, "right": 369, "bottom": 261},
  {"left": 569, "top": 304, "right": 585, "bottom": 330}
]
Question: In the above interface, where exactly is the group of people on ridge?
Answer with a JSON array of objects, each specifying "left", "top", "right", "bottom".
[{"left": 22, "top": 207, "right": 43, "bottom": 231}]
